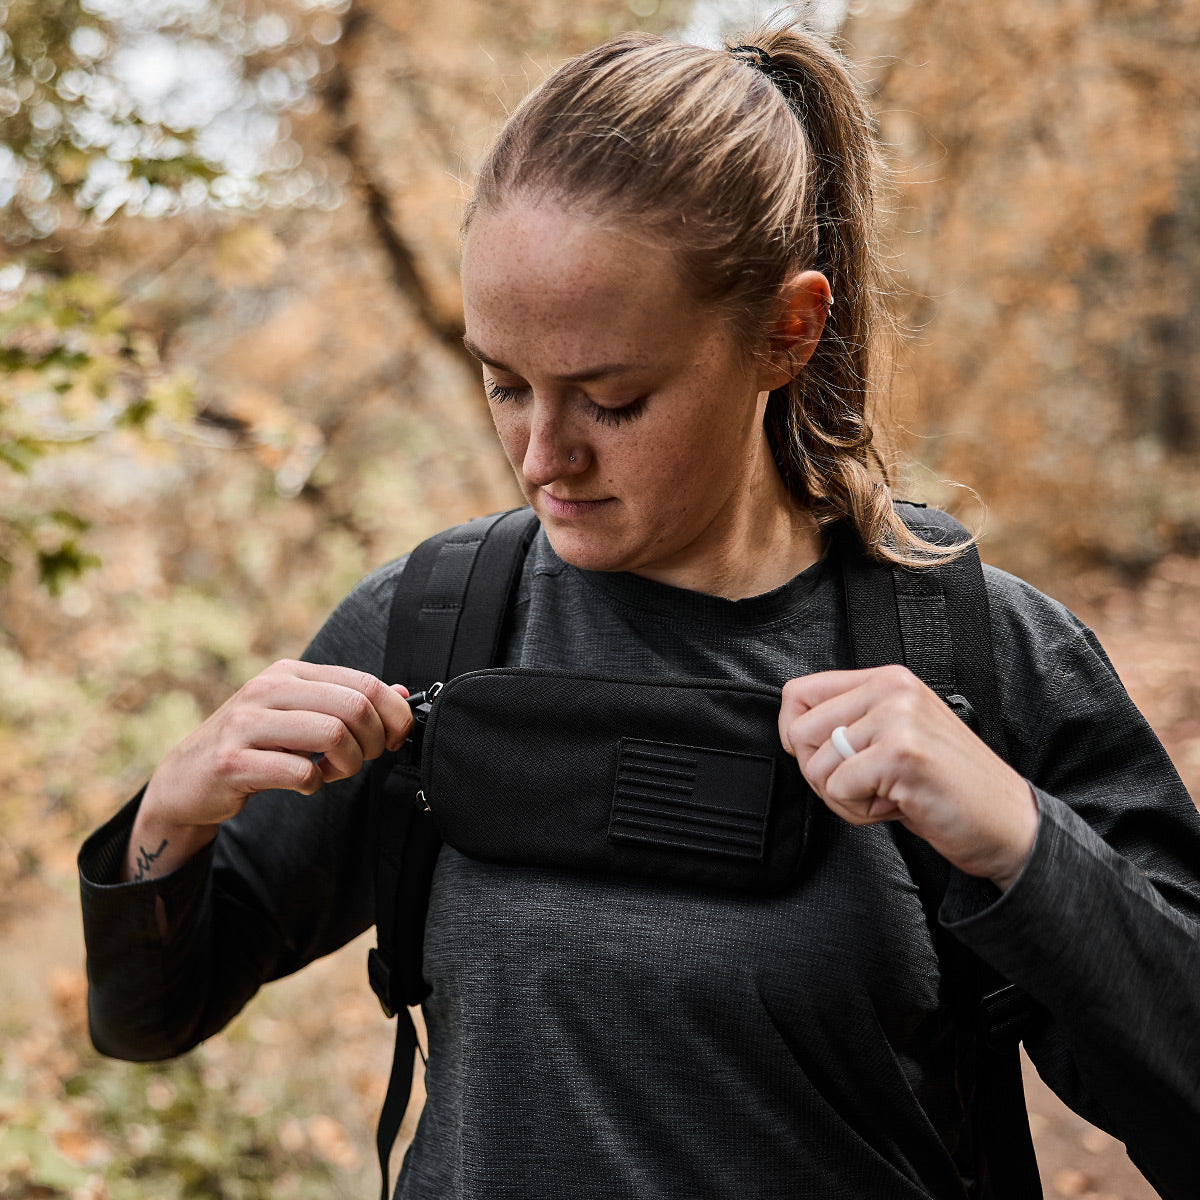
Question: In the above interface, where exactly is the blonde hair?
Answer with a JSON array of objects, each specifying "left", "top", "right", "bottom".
[{"left": 468, "top": 21, "right": 965, "bottom": 565}]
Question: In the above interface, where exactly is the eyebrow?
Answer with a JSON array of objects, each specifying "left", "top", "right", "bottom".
[{"left": 462, "top": 336, "right": 640, "bottom": 384}]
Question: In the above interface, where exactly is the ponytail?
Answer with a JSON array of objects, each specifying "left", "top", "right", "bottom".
[
  {"left": 469, "top": 20, "right": 971, "bottom": 566},
  {"left": 733, "top": 28, "right": 969, "bottom": 565}
]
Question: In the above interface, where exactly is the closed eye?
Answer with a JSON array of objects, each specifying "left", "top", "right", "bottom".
[
  {"left": 486, "top": 379, "right": 525, "bottom": 404},
  {"left": 487, "top": 377, "right": 648, "bottom": 428},
  {"left": 586, "top": 397, "right": 647, "bottom": 427}
]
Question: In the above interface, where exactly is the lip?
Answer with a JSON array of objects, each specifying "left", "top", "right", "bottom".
[{"left": 540, "top": 491, "right": 615, "bottom": 520}]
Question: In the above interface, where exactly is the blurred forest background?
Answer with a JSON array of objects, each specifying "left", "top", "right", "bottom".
[{"left": 1, "top": 0, "right": 1198, "bottom": 1197}]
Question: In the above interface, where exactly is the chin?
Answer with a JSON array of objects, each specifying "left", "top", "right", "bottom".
[{"left": 540, "top": 523, "right": 633, "bottom": 574}]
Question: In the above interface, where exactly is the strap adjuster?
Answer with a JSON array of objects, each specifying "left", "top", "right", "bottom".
[
  {"left": 981, "top": 983, "right": 1035, "bottom": 1048},
  {"left": 944, "top": 692, "right": 978, "bottom": 731}
]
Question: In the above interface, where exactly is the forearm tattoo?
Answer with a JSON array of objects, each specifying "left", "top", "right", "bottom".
[{"left": 131, "top": 837, "right": 169, "bottom": 882}]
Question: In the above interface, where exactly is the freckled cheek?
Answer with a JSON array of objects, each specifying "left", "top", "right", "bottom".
[
  {"left": 615, "top": 447, "right": 698, "bottom": 519},
  {"left": 490, "top": 409, "right": 529, "bottom": 470}
]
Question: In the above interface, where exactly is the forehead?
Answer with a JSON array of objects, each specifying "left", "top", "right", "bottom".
[{"left": 461, "top": 202, "right": 705, "bottom": 370}]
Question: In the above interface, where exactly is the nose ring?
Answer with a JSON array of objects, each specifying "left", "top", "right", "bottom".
[{"left": 569, "top": 454, "right": 576, "bottom": 463}]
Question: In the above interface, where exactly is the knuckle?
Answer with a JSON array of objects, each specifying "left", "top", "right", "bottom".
[
  {"left": 350, "top": 669, "right": 383, "bottom": 701},
  {"left": 226, "top": 706, "right": 259, "bottom": 739},
  {"left": 342, "top": 689, "right": 374, "bottom": 727},
  {"left": 881, "top": 687, "right": 926, "bottom": 729},
  {"left": 826, "top": 797, "right": 867, "bottom": 826},
  {"left": 880, "top": 663, "right": 918, "bottom": 691},
  {"left": 290, "top": 759, "right": 321, "bottom": 794},
  {"left": 239, "top": 674, "right": 271, "bottom": 704},
  {"left": 320, "top": 716, "right": 350, "bottom": 749},
  {"left": 825, "top": 775, "right": 851, "bottom": 806},
  {"left": 214, "top": 744, "right": 248, "bottom": 781}
]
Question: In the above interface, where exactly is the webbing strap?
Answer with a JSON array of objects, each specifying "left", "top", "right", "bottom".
[
  {"left": 895, "top": 577, "right": 957, "bottom": 700},
  {"left": 375, "top": 1006, "right": 418, "bottom": 1200},
  {"left": 838, "top": 504, "right": 1039, "bottom": 1198},
  {"left": 447, "top": 508, "right": 540, "bottom": 679},
  {"left": 839, "top": 506, "right": 1006, "bottom": 757},
  {"left": 392, "top": 510, "right": 508, "bottom": 691},
  {"left": 371, "top": 506, "right": 539, "bottom": 1200}
]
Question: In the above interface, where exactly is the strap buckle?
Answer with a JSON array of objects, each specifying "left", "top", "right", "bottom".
[{"left": 367, "top": 946, "right": 397, "bottom": 1019}]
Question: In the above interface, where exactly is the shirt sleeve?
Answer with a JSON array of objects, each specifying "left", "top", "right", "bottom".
[
  {"left": 940, "top": 567, "right": 1200, "bottom": 1197},
  {"left": 78, "top": 556, "right": 409, "bottom": 1062}
]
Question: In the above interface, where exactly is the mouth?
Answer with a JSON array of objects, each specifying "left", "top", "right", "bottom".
[{"left": 540, "top": 490, "right": 615, "bottom": 520}]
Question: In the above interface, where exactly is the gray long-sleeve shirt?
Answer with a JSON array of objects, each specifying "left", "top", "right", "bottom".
[{"left": 79, "top": 530, "right": 1200, "bottom": 1198}]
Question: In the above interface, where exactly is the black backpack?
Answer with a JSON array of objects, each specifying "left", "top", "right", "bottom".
[{"left": 365, "top": 503, "right": 1042, "bottom": 1200}]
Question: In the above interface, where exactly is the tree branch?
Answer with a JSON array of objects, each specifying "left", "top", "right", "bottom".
[{"left": 321, "top": 2, "right": 479, "bottom": 384}]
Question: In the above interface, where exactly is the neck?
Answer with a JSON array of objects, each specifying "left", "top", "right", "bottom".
[{"left": 633, "top": 441, "right": 824, "bottom": 601}]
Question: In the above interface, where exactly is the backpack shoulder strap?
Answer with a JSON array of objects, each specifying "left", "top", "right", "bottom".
[
  {"left": 368, "top": 505, "right": 539, "bottom": 1200},
  {"left": 386, "top": 505, "right": 542, "bottom": 692},
  {"left": 837, "top": 501, "right": 1006, "bottom": 757},
  {"left": 836, "top": 502, "right": 1042, "bottom": 1198}
]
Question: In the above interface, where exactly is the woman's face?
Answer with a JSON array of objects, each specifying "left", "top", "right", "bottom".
[{"left": 460, "top": 201, "right": 790, "bottom": 588}]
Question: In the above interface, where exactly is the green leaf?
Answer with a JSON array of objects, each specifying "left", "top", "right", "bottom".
[
  {"left": 130, "top": 155, "right": 221, "bottom": 187},
  {"left": 115, "top": 395, "right": 155, "bottom": 429},
  {"left": 48, "top": 508, "right": 92, "bottom": 532},
  {"left": 37, "top": 538, "right": 101, "bottom": 595},
  {"left": 39, "top": 346, "right": 91, "bottom": 372},
  {"left": 0, "top": 436, "right": 43, "bottom": 473}
]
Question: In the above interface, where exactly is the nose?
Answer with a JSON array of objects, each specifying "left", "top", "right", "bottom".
[{"left": 521, "top": 398, "right": 584, "bottom": 486}]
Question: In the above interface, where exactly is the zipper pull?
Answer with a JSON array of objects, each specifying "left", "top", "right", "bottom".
[
  {"left": 401, "top": 680, "right": 443, "bottom": 759},
  {"left": 406, "top": 680, "right": 442, "bottom": 728}
]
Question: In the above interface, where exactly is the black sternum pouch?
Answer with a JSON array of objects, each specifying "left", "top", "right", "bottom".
[{"left": 417, "top": 668, "right": 817, "bottom": 895}]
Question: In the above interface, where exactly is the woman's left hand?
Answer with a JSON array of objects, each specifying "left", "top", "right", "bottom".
[{"left": 779, "top": 665, "right": 1038, "bottom": 890}]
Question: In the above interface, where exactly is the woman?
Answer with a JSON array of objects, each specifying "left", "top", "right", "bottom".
[{"left": 80, "top": 21, "right": 1200, "bottom": 1199}]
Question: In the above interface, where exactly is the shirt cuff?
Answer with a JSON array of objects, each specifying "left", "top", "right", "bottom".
[
  {"left": 938, "top": 785, "right": 1146, "bottom": 987},
  {"left": 78, "top": 788, "right": 216, "bottom": 945}
]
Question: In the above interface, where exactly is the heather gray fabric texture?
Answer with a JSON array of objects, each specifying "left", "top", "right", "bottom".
[{"left": 79, "top": 528, "right": 1200, "bottom": 1199}]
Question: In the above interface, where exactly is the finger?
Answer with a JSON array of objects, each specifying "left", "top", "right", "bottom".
[
  {"left": 780, "top": 669, "right": 886, "bottom": 725},
  {"left": 810, "top": 743, "right": 903, "bottom": 827},
  {"left": 260, "top": 662, "right": 415, "bottom": 751},
  {"left": 783, "top": 688, "right": 874, "bottom": 768},
  {"left": 797, "top": 719, "right": 867, "bottom": 799},
  {"left": 287, "top": 681, "right": 390, "bottom": 766},
  {"left": 779, "top": 673, "right": 855, "bottom": 752},
  {"left": 212, "top": 745, "right": 325, "bottom": 801},
  {"left": 821, "top": 791, "right": 904, "bottom": 828},
  {"left": 217, "top": 706, "right": 367, "bottom": 784},
  {"left": 781, "top": 665, "right": 926, "bottom": 734},
  {"left": 249, "top": 673, "right": 410, "bottom": 760},
  {"left": 784, "top": 664, "right": 934, "bottom": 767}
]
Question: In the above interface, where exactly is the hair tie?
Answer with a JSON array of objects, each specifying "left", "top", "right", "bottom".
[
  {"left": 730, "top": 42, "right": 801, "bottom": 111},
  {"left": 730, "top": 44, "right": 775, "bottom": 72}
]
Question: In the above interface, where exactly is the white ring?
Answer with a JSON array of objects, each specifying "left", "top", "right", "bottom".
[{"left": 831, "top": 725, "right": 856, "bottom": 761}]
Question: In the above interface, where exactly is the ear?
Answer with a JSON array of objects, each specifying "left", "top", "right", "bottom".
[{"left": 757, "top": 270, "right": 832, "bottom": 391}]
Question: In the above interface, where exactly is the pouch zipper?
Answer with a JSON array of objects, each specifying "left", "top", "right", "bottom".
[{"left": 405, "top": 681, "right": 442, "bottom": 811}]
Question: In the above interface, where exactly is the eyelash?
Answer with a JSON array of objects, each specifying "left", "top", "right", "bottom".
[
  {"left": 485, "top": 380, "right": 524, "bottom": 404},
  {"left": 485, "top": 380, "right": 647, "bottom": 427}
]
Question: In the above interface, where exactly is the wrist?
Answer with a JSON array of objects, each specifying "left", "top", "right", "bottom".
[
  {"left": 122, "top": 782, "right": 218, "bottom": 884},
  {"left": 987, "top": 780, "right": 1040, "bottom": 893}
]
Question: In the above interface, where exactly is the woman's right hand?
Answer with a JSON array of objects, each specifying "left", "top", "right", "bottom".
[{"left": 123, "top": 660, "right": 414, "bottom": 884}]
